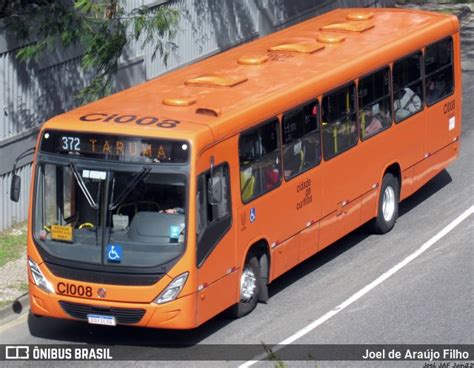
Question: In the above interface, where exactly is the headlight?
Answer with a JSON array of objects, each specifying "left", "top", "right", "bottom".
[
  {"left": 155, "top": 272, "right": 189, "bottom": 304},
  {"left": 28, "top": 258, "right": 54, "bottom": 294}
]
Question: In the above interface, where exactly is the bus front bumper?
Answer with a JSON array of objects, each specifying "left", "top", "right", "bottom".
[{"left": 29, "top": 283, "right": 197, "bottom": 329}]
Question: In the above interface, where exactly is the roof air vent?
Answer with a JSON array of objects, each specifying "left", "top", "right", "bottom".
[
  {"left": 269, "top": 42, "right": 324, "bottom": 54},
  {"left": 317, "top": 33, "right": 346, "bottom": 44},
  {"left": 162, "top": 96, "right": 197, "bottom": 107},
  {"left": 238, "top": 55, "right": 269, "bottom": 65},
  {"left": 185, "top": 74, "right": 247, "bottom": 88},
  {"left": 321, "top": 20, "right": 374, "bottom": 33},
  {"left": 346, "top": 12, "right": 374, "bottom": 21},
  {"left": 196, "top": 107, "right": 222, "bottom": 117}
]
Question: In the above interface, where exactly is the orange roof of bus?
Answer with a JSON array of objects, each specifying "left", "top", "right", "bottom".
[{"left": 45, "top": 7, "right": 458, "bottom": 146}]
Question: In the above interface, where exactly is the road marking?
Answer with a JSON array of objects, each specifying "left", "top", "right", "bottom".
[{"left": 239, "top": 206, "right": 474, "bottom": 368}]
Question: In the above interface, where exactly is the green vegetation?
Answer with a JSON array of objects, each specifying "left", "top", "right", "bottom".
[
  {"left": 0, "top": 225, "right": 26, "bottom": 267},
  {"left": 1, "top": 0, "right": 179, "bottom": 104},
  {"left": 0, "top": 300, "right": 12, "bottom": 308}
]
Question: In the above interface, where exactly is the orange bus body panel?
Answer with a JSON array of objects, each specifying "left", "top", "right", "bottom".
[{"left": 29, "top": 8, "right": 461, "bottom": 329}]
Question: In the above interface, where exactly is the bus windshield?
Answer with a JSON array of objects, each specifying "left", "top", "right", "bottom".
[{"left": 34, "top": 162, "right": 187, "bottom": 268}]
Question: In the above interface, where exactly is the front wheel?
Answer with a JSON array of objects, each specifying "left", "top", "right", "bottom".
[
  {"left": 227, "top": 255, "right": 260, "bottom": 318},
  {"left": 371, "top": 173, "right": 399, "bottom": 234}
]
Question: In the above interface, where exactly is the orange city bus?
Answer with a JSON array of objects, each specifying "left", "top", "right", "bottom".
[{"left": 10, "top": 8, "right": 461, "bottom": 329}]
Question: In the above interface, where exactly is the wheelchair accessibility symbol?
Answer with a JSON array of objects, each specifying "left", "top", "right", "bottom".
[
  {"left": 106, "top": 244, "right": 122, "bottom": 263},
  {"left": 249, "top": 208, "right": 256, "bottom": 223}
]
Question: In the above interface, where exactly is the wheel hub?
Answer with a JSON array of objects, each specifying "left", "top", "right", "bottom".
[
  {"left": 382, "top": 185, "right": 396, "bottom": 222},
  {"left": 240, "top": 266, "right": 257, "bottom": 302}
]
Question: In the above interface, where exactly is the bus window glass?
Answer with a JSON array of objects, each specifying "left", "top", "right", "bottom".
[
  {"left": 282, "top": 100, "right": 321, "bottom": 179},
  {"left": 393, "top": 51, "right": 423, "bottom": 122},
  {"left": 196, "top": 164, "right": 231, "bottom": 265},
  {"left": 239, "top": 118, "right": 281, "bottom": 202},
  {"left": 358, "top": 67, "right": 392, "bottom": 139},
  {"left": 43, "top": 164, "right": 58, "bottom": 227},
  {"left": 35, "top": 164, "right": 188, "bottom": 268},
  {"left": 322, "top": 83, "right": 358, "bottom": 160},
  {"left": 425, "top": 37, "right": 454, "bottom": 106},
  {"left": 62, "top": 166, "right": 76, "bottom": 220}
]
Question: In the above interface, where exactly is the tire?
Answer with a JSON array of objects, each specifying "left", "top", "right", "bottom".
[
  {"left": 227, "top": 255, "right": 260, "bottom": 318},
  {"left": 371, "top": 173, "right": 399, "bottom": 234}
]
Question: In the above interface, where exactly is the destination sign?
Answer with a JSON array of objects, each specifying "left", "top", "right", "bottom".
[{"left": 40, "top": 130, "right": 189, "bottom": 163}]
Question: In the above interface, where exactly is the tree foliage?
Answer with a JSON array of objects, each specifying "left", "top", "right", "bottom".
[{"left": 1, "top": 0, "right": 179, "bottom": 103}]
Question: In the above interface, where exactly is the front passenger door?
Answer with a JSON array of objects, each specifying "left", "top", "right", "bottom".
[{"left": 196, "top": 162, "right": 236, "bottom": 325}]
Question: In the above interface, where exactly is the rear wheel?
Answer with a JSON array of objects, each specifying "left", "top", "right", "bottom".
[
  {"left": 228, "top": 255, "right": 260, "bottom": 318},
  {"left": 371, "top": 173, "right": 399, "bottom": 234}
]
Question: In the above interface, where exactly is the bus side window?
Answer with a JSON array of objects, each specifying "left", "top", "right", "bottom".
[
  {"left": 425, "top": 37, "right": 454, "bottom": 106},
  {"left": 196, "top": 163, "right": 231, "bottom": 265},
  {"left": 359, "top": 67, "right": 392, "bottom": 140},
  {"left": 282, "top": 100, "right": 321, "bottom": 179},
  {"left": 393, "top": 51, "right": 423, "bottom": 123},
  {"left": 322, "top": 83, "right": 358, "bottom": 160},
  {"left": 239, "top": 118, "right": 281, "bottom": 202}
]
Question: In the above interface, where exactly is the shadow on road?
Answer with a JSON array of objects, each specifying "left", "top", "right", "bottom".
[
  {"left": 269, "top": 169, "right": 452, "bottom": 299},
  {"left": 28, "top": 169, "right": 453, "bottom": 346}
]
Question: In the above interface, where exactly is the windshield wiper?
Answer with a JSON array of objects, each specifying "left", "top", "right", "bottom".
[
  {"left": 69, "top": 162, "right": 98, "bottom": 209},
  {"left": 109, "top": 167, "right": 151, "bottom": 211}
]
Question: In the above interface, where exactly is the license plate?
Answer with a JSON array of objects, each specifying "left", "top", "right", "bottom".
[{"left": 87, "top": 314, "right": 116, "bottom": 326}]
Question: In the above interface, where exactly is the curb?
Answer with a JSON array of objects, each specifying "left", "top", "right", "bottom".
[{"left": 0, "top": 292, "right": 29, "bottom": 324}]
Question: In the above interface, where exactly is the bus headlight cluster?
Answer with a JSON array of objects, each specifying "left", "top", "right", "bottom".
[
  {"left": 28, "top": 258, "right": 54, "bottom": 294},
  {"left": 155, "top": 272, "right": 189, "bottom": 304}
]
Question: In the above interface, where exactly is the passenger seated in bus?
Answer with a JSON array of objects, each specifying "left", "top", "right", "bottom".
[
  {"left": 283, "top": 140, "right": 304, "bottom": 178},
  {"left": 363, "top": 104, "right": 390, "bottom": 137},
  {"left": 426, "top": 75, "right": 446, "bottom": 105},
  {"left": 394, "top": 86, "right": 421, "bottom": 121},
  {"left": 264, "top": 159, "right": 280, "bottom": 190},
  {"left": 156, "top": 185, "right": 185, "bottom": 215},
  {"left": 365, "top": 114, "right": 383, "bottom": 136},
  {"left": 241, "top": 166, "right": 255, "bottom": 201}
]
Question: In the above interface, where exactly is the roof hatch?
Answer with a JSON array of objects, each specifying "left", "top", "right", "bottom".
[
  {"left": 162, "top": 96, "right": 197, "bottom": 107},
  {"left": 238, "top": 55, "right": 269, "bottom": 65},
  {"left": 268, "top": 42, "right": 324, "bottom": 54},
  {"left": 317, "top": 33, "right": 346, "bottom": 44},
  {"left": 346, "top": 12, "right": 374, "bottom": 21},
  {"left": 185, "top": 74, "right": 248, "bottom": 88},
  {"left": 320, "top": 20, "right": 374, "bottom": 32}
]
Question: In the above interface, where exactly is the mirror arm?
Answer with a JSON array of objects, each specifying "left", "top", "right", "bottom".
[{"left": 12, "top": 147, "right": 35, "bottom": 174}]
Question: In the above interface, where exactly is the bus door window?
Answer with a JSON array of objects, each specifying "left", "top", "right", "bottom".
[
  {"left": 282, "top": 100, "right": 321, "bottom": 179},
  {"left": 42, "top": 164, "right": 81, "bottom": 228},
  {"left": 196, "top": 164, "right": 231, "bottom": 265},
  {"left": 425, "top": 37, "right": 454, "bottom": 106},
  {"left": 62, "top": 165, "right": 76, "bottom": 221},
  {"left": 393, "top": 51, "right": 423, "bottom": 122},
  {"left": 322, "top": 83, "right": 358, "bottom": 160},
  {"left": 43, "top": 164, "right": 58, "bottom": 227},
  {"left": 239, "top": 118, "right": 281, "bottom": 202},
  {"left": 358, "top": 66, "right": 392, "bottom": 139}
]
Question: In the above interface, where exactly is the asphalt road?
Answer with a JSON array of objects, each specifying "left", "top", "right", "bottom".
[{"left": 1, "top": 13, "right": 473, "bottom": 368}]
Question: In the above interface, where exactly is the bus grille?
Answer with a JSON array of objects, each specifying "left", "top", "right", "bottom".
[{"left": 59, "top": 301, "right": 146, "bottom": 324}]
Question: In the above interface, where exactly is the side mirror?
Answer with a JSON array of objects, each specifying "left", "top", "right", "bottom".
[
  {"left": 208, "top": 175, "right": 222, "bottom": 205},
  {"left": 10, "top": 174, "right": 21, "bottom": 202}
]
